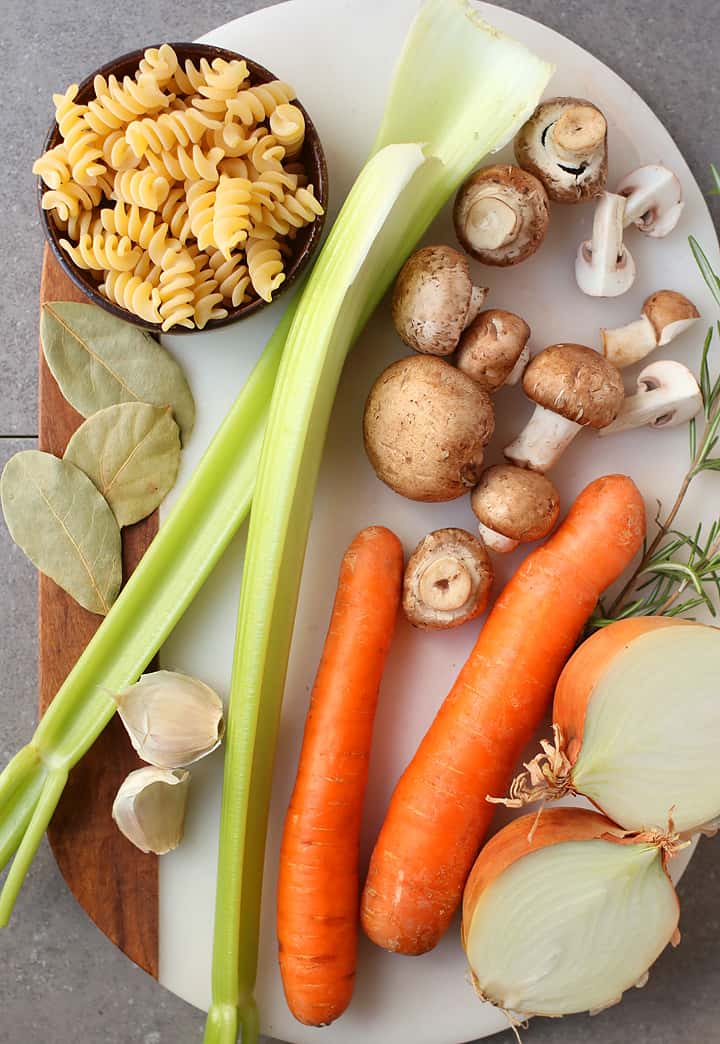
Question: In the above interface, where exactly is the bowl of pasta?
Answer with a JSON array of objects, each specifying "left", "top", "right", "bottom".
[{"left": 35, "top": 42, "right": 328, "bottom": 333}]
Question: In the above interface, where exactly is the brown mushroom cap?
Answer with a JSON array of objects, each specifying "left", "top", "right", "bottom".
[
  {"left": 402, "top": 528, "right": 493, "bottom": 630},
  {"left": 522, "top": 344, "right": 624, "bottom": 428},
  {"left": 471, "top": 465, "right": 560, "bottom": 542},
  {"left": 363, "top": 355, "right": 494, "bottom": 502},
  {"left": 391, "top": 245, "right": 474, "bottom": 355},
  {"left": 453, "top": 165, "right": 549, "bottom": 266},
  {"left": 644, "top": 290, "right": 700, "bottom": 338},
  {"left": 514, "top": 97, "right": 608, "bottom": 204},
  {"left": 456, "top": 310, "right": 531, "bottom": 391}
]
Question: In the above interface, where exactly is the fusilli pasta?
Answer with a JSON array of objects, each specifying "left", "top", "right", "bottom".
[
  {"left": 114, "top": 168, "right": 171, "bottom": 210},
  {"left": 227, "top": 80, "right": 296, "bottom": 125},
  {"left": 59, "top": 232, "right": 141, "bottom": 272},
  {"left": 245, "top": 236, "right": 285, "bottom": 302},
  {"left": 214, "top": 176, "right": 253, "bottom": 259},
  {"left": 101, "top": 270, "right": 163, "bottom": 324},
  {"left": 269, "top": 104, "right": 305, "bottom": 158}
]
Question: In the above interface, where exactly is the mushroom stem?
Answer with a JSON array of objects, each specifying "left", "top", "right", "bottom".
[
  {"left": 602, "top": 316, "right": 657, "bottom": 368},
  {"left": 550, "top": 104, "right": 607, "bottom": 164},
  {"left": 575, "top": 192, "right": 636, "bottom": 297},
  {"left": 465, "top": 196, "right": 519, "bottom": 251},
  {"left": 505, "top": 342, "right": 531, "bottom": 386},
  {"left": 504, "top": 404, "right": 582, "bottom": 472},
  {"left": 476, "top": 522, "right": 519, "bottom": 554},
  {"left": 418, "top": 556, "right": 473, "bottom": 611},
  {"left": 598, "top": 361, "right": 702, "bottom": 436},
  {"left": 465, "top": 285, "right": 489, "bottom": 329}
]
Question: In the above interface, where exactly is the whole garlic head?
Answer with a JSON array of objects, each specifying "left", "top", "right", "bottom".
[
  {"left": 112, "top": 766, "right": 190, "bottom": 855},
  {"left": 115, "top": 670, "right": 225, "bottom": 769}
]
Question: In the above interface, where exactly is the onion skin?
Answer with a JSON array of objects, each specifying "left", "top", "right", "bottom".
[
  {"left": 461, "top": 808, "right": 623, "bottom": 947},
  {"left": 553, "top": 617, "right": 694, "bottom": 763}
]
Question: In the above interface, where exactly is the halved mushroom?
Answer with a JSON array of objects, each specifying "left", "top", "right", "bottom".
[
  {"left": 392, "top": 245, "right": 488, "bottom": 355},
  {"left": 602, "top": 290, "right": 700, "bottom": 368},
  {"left": 575, "top": 192, "right": 636, "bottom": 297},
  {"left": 616, "top": 165, "right": 684, "bottom": 238},
  {"left": 598, "top": 360, "right": 702, "bottom": 436},
  {"left": 403, "top": 528, "right": 493, "bottom": 629},
  {"left": 363, "top": 355, "right": 495, "bottom": 501},
  {"left": 456, "top": 309, "right": 531, "bottom": 391},
  {"left": 453, "top": 165, "right": 550, "bottom": 266},
  {"left": 514, "top": 97, "right": 608, "bottom": 203},
  {"left": 470, "top": 465, "right": 560, "bottom": 553},
  {"left": 505, "top": 344, "right": 624, "bottom": 472}
]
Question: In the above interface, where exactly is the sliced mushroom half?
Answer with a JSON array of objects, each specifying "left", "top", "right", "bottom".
[
  {"left": 576, "top": 192, "right": 636, "bottom": 297},
  {"left": 616, "top": 164, "right": 684, "bottom": 238},
  {"left": 403, "top": 528, "right": 493, "bottom": 629},
  {"left": 453, "top": 165, "right": 550, "bottom": 266},
  {"left": 598, "top": 360, "right": 702, "bottom": 436},
  {"left": 602, "top": 290, "right": 700, "bottom": 368},
  {"left": 392, "top": 245, "right": 488, "bottom": 355},
  {"left": 514, "top": 97, "right": 608, "bottom": 203},
  {"left": 505, "top": 344, "right": 624, "bottom": 472}
]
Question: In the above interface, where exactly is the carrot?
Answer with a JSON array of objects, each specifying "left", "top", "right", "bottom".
[
  {"left": 277, "top": 525, "right": 404, "bottom": 1026},
  {"left": 360, "top": 474, "right": 646, "bottom": 956}
]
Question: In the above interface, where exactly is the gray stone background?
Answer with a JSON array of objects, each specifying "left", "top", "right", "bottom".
[{"left": 0, "top": 0, "right": 718, "bottom": 1041}]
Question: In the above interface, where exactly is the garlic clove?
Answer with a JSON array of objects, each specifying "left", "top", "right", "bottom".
[
  {"left": 112, "top": 766, "right": 190, "bottom": 855},
  {"left": 114, "top": 670, "right": 225, "bottom": 769}
]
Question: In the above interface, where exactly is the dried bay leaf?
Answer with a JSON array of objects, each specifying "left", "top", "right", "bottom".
[
  {"left": 41, "top": 301, "right": 195, "bottom": 443},
  {"left": 65, "top": 402, "right": 182, "bottom": 527},
  {"left": 0, "top": 450, "right": 121, "bottom": 616}
]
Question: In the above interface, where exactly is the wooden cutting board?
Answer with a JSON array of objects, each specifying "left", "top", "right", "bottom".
[{"left": 38, "top": 245, "right": 159, "bottom": 978}]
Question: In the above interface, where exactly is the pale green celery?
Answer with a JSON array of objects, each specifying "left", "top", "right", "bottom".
[
  {"left": 205, "top": 2, "right": 553, "bottom": 1042},
  {"left": 0, "top": 304, "right": 294, "bottom": 924}
]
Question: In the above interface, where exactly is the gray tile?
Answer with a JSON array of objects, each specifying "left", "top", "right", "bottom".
[{"left": 1, "top": 1, "right": 719, "bottom": 1042}]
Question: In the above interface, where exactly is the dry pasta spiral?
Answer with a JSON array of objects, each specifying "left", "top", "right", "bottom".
[
  {"left": 247, "top": 132, "right": 286, "bottom": 174},
  {"left": 207, "top": 249, "right": 252, "bottom": 307},
  {"left": 101, "top": 270, "right": 162, "bottom": 323},
  {"left": 53, "top": 85, "right": 106, "bottom": 186},
  {"left": 85, "top": 73, "right": 170, "bottom": 135},
  {"left": 125, "top": 108, "right": 220, "bottom": 156},
  {"left": 33, "top": 144, "right": 70, "bottom": 190},
  {"left": 263, "top": 185, "right": 325, "bottom": 236},
  {"left": 186, "top": 179, "right": 217, "bottom": 251},
  {"left": 114, "top": 168, "right": 171, "bottom": 210},
  {"left": 246, "top": 236, "right": 285, "bottom": 302},
  {"left": 100, "top": 201, "right": 182, "bottom": 264},
  {"left": 137, "top": 44, "right": 179, "bottom": 87},
  {"left": 143, "top": 143, "right": 224, "bottom": 184},
  {"left": 196, "top": 58, "right": 249, "bottom": 102},
  {"left": 192, "top": 255, "right": 227, "bottom": 328},
  {"left": 101, "top": 130, "right": 140, "bottom": 171},
  {"left": 214, "top": 176, "right": 253, "bottom": 258},
  {"left": 227, "top": 80, "right": 296, "bottom": 125},
  {"left": 158, "top": 247, "right": 196, "bottom": 331},
  {"left": 160, "top": 185, "right": 193, "bottom": 243},
  {"left": 248, "top": 168, "right": 298, "bottom": 206},
  {"left": 59, "top": 232, "right": 141, "bottom": 272},
  {"left": 269, "top": 103, "right": 305, "bottom": 158},
  {"left": 41, "top": 180, "right": 106, "bottom": 221}
]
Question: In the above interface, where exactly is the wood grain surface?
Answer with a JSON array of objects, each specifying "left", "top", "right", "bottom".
[{"left": 38, "top": 245, "right": 159, "bottom": 977}]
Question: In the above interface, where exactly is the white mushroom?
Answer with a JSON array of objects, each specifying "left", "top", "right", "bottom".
[
  {"left": 598, "top": 360, "right": 702, "bottom": 436},
  {"left": 392, "top": 245, "right": 488, "bottom": 355},
  {"left": 402, "top": 528, "right": 494, "bottom": 630},
  {"left": 575, "top": 192, "right": 636, "bottom": 297},
  {"left": 455, "top": 309, "right": 531, "bottom": 391},
  {"left": 514, "top": 97, "right": 608, "bottom": 203},
  {"left": 616, "top": 165, "right": 684, "bottom": 238},
  {"left": 602, "top": 290, "right": 700, "bottom": 368},
  {"left": 505, "top": 344, "right": 625, "bottom": 472},
  {"left": 453, "top": 165, "right": 550, "bottom": 266}
]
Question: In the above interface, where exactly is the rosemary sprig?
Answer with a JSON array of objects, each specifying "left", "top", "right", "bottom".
[{"left": 591, "top": 237, "right": 720, "bottom": 629}]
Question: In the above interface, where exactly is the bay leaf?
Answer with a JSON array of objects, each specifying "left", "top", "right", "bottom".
[
  {"left": 41, "top": 301, "right": 195, "bottom": 444},
  {"left": 0, "top": 450, "right": 122, "bottom": 616},
  {"left": 65, "top": 402, "right": 182, "bottom": 527}
]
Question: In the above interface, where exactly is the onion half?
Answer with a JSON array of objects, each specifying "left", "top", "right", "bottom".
[
  {"left": 462, "top": 808, "right": 681, "bottom": 1018},
  {"left": 498, "top": 617, "right": 720, "bottom": 834}
]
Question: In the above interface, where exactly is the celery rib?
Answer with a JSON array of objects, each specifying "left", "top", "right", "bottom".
[
  {"left": 0, "top": 303, "right": 294, "bottom": 923},
  {"left": 205, "top": 3, "right": 553, "bottom": 1041}
]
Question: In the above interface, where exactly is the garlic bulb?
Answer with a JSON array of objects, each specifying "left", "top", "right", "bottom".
[
  {"left": 115, "top": 670, "right": 225, "bottom": 768},
  {"left": 112, "top": 766, "right": 190, "bottom": 855}
]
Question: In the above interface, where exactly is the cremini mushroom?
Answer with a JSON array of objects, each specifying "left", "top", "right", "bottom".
[
  {"left": 391, "top": 245, "right": 488, "bottom": 355},
  {"left": 470, "top": 465, "right": 560, "bottom": 553},
  {"left": 453, "top": 165, "right": 549, "bottom": 266},
  {"left": 456, "top": 309, "right": 531, "bottom": 391},
  {"left": 402, "top": 528, "right": 493, "bottom": 629},
  {"left": 514, "top": 97, "right": 608, "bottom": 203},
  {"left": 598, "top": 360, "right": 702, "bottom": 436},
  {"left": 575, "top": 192, "right": 636, "bottom": 297},
  {"left": 616, "top": 164, "right": 684, "bottom": 238},
  {"left": 505, "top": 344, "right": 624, "bottom": 472},
  {"left": 363, "top": 355, "right": 495, "bottom": 501},
  {"left": 602, "top": 290, "right": 700, "bottom": 368}
]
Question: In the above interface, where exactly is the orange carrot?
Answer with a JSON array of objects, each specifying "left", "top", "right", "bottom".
[
  {"left": 277, "top": 525, "right": 404, "bottom": 1026},
  {"left": 361, "top": 474, "right": 646, "bottom": 956}
]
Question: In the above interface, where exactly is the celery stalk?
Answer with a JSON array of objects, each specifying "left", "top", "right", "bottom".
[
  {"left": 205, "top": 2, "right": 553, "bottom": 1041},
  {"left": 0, "top": 304, "right": 294, "bottom": 924}
]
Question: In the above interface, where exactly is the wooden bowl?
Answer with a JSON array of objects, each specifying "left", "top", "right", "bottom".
[{"left": 37, "top": 42, "right": 328, "bottom": 333}]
